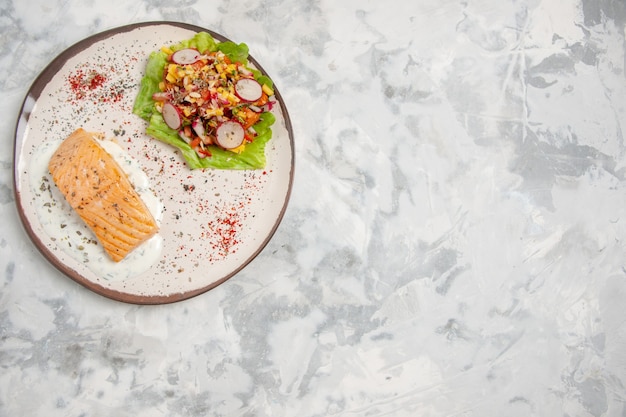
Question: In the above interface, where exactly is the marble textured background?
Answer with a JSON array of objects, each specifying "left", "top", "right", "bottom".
[{"left": 1, "top": 0, "right": 626, "bottom": 416}]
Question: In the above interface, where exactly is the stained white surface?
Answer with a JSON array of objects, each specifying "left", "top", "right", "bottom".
[{"left": 1, "top": 0, "right": 626, "bottom": 416}]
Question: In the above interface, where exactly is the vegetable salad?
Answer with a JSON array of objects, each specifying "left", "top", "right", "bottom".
[{"left": 133, "top": 32, "right": 277, "bottom": 170}]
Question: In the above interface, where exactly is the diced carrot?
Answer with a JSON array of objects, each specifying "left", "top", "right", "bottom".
[
  {"left": 190, "top": 137, "right": 201, "bottom": 148},
  {"left": 253, "top": 92, "right": 269, "bottom": 107},
  {"left": 241, "top": 107, "right": 261, "bottom": 129},
  {"left": 191, "top": 60, "right": 206, "bottom": 71}
]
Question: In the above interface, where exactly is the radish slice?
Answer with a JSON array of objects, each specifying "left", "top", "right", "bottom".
[
  {"left": 234, "top": 78, "right": 263, "bottom": 102},
  {"left": 263, "top": 97, "right": 276, "bottom": 112},
  {"left": 191, "top": 118, "right": 206, "bottom": 138},
  {"left": 215, "top": 120, "right": 245, "bottom": 149},
  {"left": 191, "top": 119, "right": 212, "bottom": 144},
  {"left": 171, "top": 48, "right": 202, "bottom": 65},
  {"left": 162, "top": 102, "right": 182, "bottom": 130}
]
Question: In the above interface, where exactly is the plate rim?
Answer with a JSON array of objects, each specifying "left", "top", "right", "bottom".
[{"left": 12, "top": 21, "right": 295, "bottom": 305}]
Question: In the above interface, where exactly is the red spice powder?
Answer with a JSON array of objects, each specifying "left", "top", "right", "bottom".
[
  {"left": 68, "top": 69, "right": 107, "bottom": 100},
  {"left": 66, "top": 65, "right": 125, "bottom": 104},
  {"left": 208, "top": 209, "right": 240, "bottom": 255},
  {"left": 205, "top": 202, "right": 247, "bottom": 261}
]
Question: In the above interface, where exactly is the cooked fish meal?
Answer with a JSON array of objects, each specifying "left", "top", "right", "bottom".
[{"left": 48, "top": 128, "right": 159, "bottom": 262}]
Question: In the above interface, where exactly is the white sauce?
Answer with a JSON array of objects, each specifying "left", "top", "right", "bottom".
[{"left": 30, "top": 137, "right": 164, "bottom": 282}]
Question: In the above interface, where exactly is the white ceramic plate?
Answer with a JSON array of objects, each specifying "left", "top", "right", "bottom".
[{"left": 13, "top": 22, "right": 294, "bottom": 304}]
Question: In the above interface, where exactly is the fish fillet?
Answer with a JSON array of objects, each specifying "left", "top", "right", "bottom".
[{"left": 48, "top": 128, "right": 158, "bottom": 262}]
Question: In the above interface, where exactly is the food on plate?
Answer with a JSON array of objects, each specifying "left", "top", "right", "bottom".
[
  {"left": 133, "top": 31, "right": 277, "bottom": 170},
  {"left": 48, "top": 128, "right": 159, "bottom": 262}
]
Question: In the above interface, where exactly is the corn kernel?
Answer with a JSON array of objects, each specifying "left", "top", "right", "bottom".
[
  {"left": 204, "top": 107, "right": 224, "bottom": 118},
  {"left": 229, "top": 143, "right": 246, "bottom": 154},
  {"left": 262, "top": 84, "right": 274, "bottom": 96}
]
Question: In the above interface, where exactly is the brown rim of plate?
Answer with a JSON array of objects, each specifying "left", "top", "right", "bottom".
[{"left": 12, "top": 21, "right": 295, "bottom": 305}]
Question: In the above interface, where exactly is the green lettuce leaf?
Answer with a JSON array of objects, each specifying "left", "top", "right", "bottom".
[
  {"left": 132, "top": 50, "right": 167, "bottom": 120},
  {"left": 172, "top": 31, "right": 218, "bottom": 54},
  {"left": 216, "top": 41, "right": 249, "bottom": 65},
  {"left": 250, "top": 68, "right": 273, "bottom": 90}
]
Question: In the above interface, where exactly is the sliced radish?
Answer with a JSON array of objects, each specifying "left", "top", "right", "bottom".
[
  {"left": 171, "top": 48, "right": 202, "bottom": 65},
  {"left": 234, "top": 78, "right": 263, "bottom": 102},
  {"left": 191, "top": 118, "right": 206, "bottom": 138},
  {"left": 162, "top": 102, "right": 182, "bottom": 130},
  {"left": 191, "top": 119, "right": 213, "bottom": 144},
  {"left": 263, "top": 97, "right": 276, "bottom": 112},
  {"left": 215, "top": 120, "right": 245, "bottom": 149}
]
